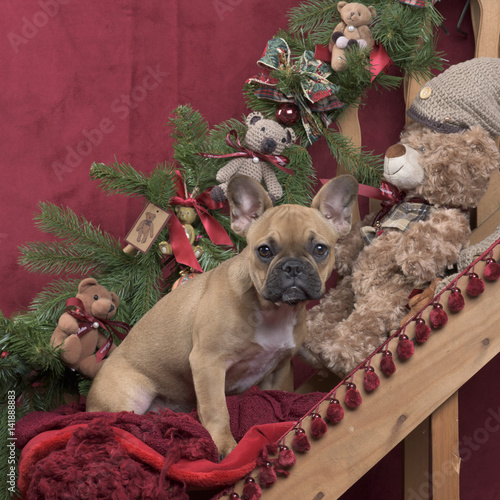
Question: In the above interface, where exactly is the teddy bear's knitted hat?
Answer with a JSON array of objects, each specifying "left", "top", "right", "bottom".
[{"left": 407, "top": 57, "right": 500, "bottom": 138}]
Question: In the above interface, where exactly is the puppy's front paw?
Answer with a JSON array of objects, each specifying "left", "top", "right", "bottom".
[{"left": 213, "top": 433, "right": 238, "bottom": 461}]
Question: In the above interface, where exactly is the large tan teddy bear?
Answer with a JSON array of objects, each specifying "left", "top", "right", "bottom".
[
  {"left": 302, "top": 58, "right": 500, "bottom": 376},
  {"left": 329, "top": 1, "right": 377, "bottom": 72},
  {"left": 51, "top": 278, "right": 121, "bottom": 378},
  {"left": 210, "top": 111, "right": 296, "bottom": 203}
]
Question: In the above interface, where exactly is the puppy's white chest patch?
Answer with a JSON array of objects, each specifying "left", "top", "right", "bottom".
[{"left": 226, "top": 305, "right": 297, "bottom": 394}]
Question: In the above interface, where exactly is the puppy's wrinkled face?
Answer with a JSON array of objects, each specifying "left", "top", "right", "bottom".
[
  {"left": 246, "top": 205, "right": 338, "bottom": 305},
  {"left": 227, "top": 174, "right": 359, "bottom": 306}
]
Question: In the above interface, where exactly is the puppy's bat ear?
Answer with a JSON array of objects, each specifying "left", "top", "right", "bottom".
[
  {"left": 227, "top": 175, "right": 273, "bottom": 237},
  {"left": 311, "top": 174, "right": 358, "bottom": 236}
]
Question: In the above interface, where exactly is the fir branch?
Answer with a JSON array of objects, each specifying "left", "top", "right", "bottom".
[
  {"left": 288, "top": 0, "right": 339, "bottom": 34},
  {"left": 275, "top": 145, "right": 316, "bottom": 205},
  {"left": 90, "top": 160, "right": 149, "bottom": 198},
  {"left": 26, "top": 278, "right": 81, "bottom": 323},
  {"left": 127, "top": 250, "right": 164, "bottom": 324},
  {"left": 91, "top": 160, "right": 178, "bottom": 209},
  {"left": 30, "top": 202, "right": 125, "bottom": 256},
  {"left": 19, "top": 242, "right": 101, "bottom": 276},
  {"left": 322, "top": 126, "right": 383, "bottom": 186},
  {"left": 145, "top": 162, "right": 178, "bottom": 208}
]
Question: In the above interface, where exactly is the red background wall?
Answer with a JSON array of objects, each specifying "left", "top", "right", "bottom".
[{"left": 2, "top": 1, "right": 498, "bottom": 497}]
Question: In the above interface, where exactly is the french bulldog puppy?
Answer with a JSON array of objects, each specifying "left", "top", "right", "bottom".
[{"left": 86, "top": 174, "right": 358, "bottom": 457}]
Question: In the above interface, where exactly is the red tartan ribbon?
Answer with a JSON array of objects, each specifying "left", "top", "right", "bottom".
[
  {"left": 65, "top": 297, "right": 130, "bottom": 363},
  {"left": 199, "top": 130, "right": 293, "bottom": 175},
  {"left": 167, "top": 171, "right": 234, "bottom": 272}
]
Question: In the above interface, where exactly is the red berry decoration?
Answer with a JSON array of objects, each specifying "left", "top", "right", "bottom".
[
  {"left": 1, "top": 351, "right": 8, "bottom": 358},
  {"left": 326, "top": 398, "right": 344, "bottom": 424},
  {"left": 429, "top": 303, "right": 448, "bottom": 329},
  {"left": 380, "top": 350, "right": 396, "bottom": 376},
  {"left": 258, "top": 461, "right": 277, "bottom": 488},
  {"left": 243, "top": 476, "right": 262, "bottom": 500},
  {"left": 344, "top": 382, "right": 362, "bottom": 409},
  {"left": 414, "top": 318, "right": 431, "bottom": 343},
  {"left": 484, "top": 258, "right": 500, "bottom": 281},
  {"left": 310, "top": 413, "right": 328, "bottom": 439},
  {"left": 363, "top": 366, "right": 380, "bottom": 392},
  {"left": 277, "top": 445, "right": 296, "bottom": 469},
  {"left": 448, "top": 287, "right": 465, "bottom": 312},
  {"left": 275, "top": 102, "right": 300, "bottom": 126},
  {"left": 397, "top": 334, "right": 414, "bottom": 360},
  {"left": 466, "top": 273, "right": 485, "bottom": 297},
  {"left": 292, "top": 428, "right": 310, "bottom": 453}
]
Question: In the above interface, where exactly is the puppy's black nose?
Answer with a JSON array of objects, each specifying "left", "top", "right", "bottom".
[{"left": 282, "top": 260, "right": 303, "bottom": 278}]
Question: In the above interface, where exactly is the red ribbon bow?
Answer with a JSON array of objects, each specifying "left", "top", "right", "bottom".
[
  {"left": 199, "top": 130, "right": 294, "bottom": 175},
  {"left": 65, "top": 297, "right": 131, "bottom": 363},
  {"left": 167, "top": 171, "right": 234, "bottom": 272}
]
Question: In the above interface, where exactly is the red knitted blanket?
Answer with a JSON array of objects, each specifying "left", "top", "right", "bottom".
[{"left": 16, "top": 387, "right": 325, "bottom": 499}]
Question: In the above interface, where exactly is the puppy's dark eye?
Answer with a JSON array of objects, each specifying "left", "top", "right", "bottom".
[
  {"left": 313, "top": 244, "right": 329, "bottom": 258},
  {"left": 257, "top": 245, "right": 273, "bottom": 259},
  {"left": 94, "top": 295, "right": 99, "bottom": 300}
]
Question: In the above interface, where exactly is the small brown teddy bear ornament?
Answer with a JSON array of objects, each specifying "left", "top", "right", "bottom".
[
  {"left": 210, "top": 111, "right": 296, "bottom": 203},
  {"left": 51, "top": 278, "right": 126, "bottom": 378},
  {"left": 302, "top": 58, "right": 500, "bottom": 376},
  {"left": 329, "top": 1, "right": 377, "bottom": 72}
]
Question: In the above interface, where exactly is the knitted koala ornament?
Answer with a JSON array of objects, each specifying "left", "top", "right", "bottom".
[
  {"left": 301, "top": 58, "right": 500, "bottom": 377},
  {"left": 210, "top": 112, "right": 296, "bottom": 203}
]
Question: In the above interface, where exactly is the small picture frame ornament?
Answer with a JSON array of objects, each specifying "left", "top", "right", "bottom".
[{"left": 124, "top": 202, "right": 170, "bottom": 254}]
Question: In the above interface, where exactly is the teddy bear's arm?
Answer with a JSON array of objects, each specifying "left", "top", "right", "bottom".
[
  {"left": 261, "top": 163, "right": 283, "bottom": 201},
  {"left": 395, "top": 210, "right": 471, "bottom": 282},
  {"left": 334, "top": 213, "right": 374, "bottom": 276}
]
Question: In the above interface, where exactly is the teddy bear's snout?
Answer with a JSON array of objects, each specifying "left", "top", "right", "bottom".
[
  {"left": 261, "top": 138, "right": 277, "bottom": 154},
  {"left": 385, "top": 143, "right": 406, "bottom": 159}
]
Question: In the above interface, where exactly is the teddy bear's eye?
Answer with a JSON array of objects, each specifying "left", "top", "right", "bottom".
[
  {"left": 261, "top": 127, "right": 266, "bottom": 132},
  {"left": 94, "top": 295, "right": 98, "bottom": 300},
  {"left": 281, "top": 138, "right": 286, "bottom": 143}
]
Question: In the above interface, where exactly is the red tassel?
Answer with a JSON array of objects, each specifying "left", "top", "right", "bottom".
[
  {"left": 414, "top": 318, "right": 431, "bottom": 343},
  {"left": 258, "top": 461, "right": 277, "bottom": 488},
  {"left": 310, "top": 413, "right": 328, "bottom": 439},
  {"left": 277, "top": 445, "right": 296, "bottom": 469},
  {"left": 326, "top": 399, "right": 344, "bottom": 424},
  {"left": 448, "top": 287, "right": 465, "bottom": 312},
  {"left": 483, "top": 259, "right": 500, "bottom": 281},
  {"left": 292, "top": 428, "right": 310, "bottom": 453},
  {"left": 380, "top": 351, "right": 396, "bottom": 376},
  {"left": 363, "top": 367, "right": 380, "bottom": 392},
  {"left": 243, "top": 477, "right": 262, "bottom": 500},
  {"left": 397, "top": 334, "right": 414, "bottom": 360},
  {"left": 429, "top": 303, "right": 448, "bottom": 329},
  {"left": 466, "top": 273, "right": 485, "bottom": 297},
  {"left": 344, "top": 383, "right": 362, "bottom": 408}
]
